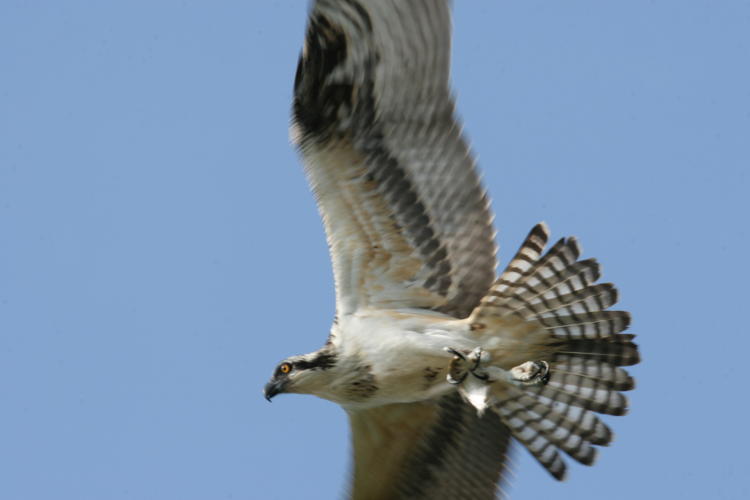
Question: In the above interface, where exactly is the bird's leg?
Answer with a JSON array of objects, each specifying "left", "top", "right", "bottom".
[
  {"left": 444, "top": 347, "right": 496, "bottom": 414},
  {"left": 445, "top": 346, "right": 551, "bottom": 414},
  {"left": 444, "top": 347, "right": 490, "bottom": 384},
  {"left": 445, "top": 347, "right": 550, "bottom": 387}
]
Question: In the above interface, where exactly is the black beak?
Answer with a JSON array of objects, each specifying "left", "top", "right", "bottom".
[{"left": 264, "top": 379, "right": 285, "bottom": 401}]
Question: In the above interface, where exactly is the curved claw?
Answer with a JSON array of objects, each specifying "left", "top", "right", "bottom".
[
  {"left": 443, "top": 346, "right": 467, "bottom": 360},
  {"left": 468, "top": 347, "right": 486, "bottom": 370},
  {"left": 445, "top": 347, "right": 469, "bottom": 384},
  {"left": 510, "top": 360, "right": 550, "bottom": 385},
  {"left": 445, "top": 346, "right": 493, "bottom": 384}
]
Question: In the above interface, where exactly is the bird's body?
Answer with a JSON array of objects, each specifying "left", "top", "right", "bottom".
[
  {"left": 310, "top": 310, "right": 466, "bottom": 409},
  {"left": 264, "top": 1, "right": 639, "bottom": 498},
  {"left": 311, "top": 309, "right": 557, "bottom": 410}
]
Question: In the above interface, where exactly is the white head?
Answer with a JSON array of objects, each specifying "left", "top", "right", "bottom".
[{"left": 263, "top": 349, "right": 339, "bottom": 401}]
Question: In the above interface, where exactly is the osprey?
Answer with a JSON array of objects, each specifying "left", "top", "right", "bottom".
[{"left": 264, "top": 1, "right": 639, "bottom": 498}]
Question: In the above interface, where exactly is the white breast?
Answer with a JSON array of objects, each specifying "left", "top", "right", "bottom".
[{"left": 333, "top": 309, "right": 476, "bottom": 408}]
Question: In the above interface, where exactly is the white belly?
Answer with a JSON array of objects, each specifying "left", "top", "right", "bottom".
[{"left": 332, "top": 309, "right": 477, "bottom": 409}]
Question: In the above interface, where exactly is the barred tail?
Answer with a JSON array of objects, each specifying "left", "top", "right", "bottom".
[{"left": 470, "top": 223, "right": 639, "bottom": 480}]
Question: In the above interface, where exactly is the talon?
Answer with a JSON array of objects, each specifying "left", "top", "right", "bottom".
[
  {"left": 468, "top": 347, "right": 484, "bottom": 371},
  {"left": 446, "top": 347, "right": 469, "bottom": 384},
  {"left": 444, "top": 346, "right": 494, "bottom": 384},
  {"left": 443, "top": 347, "right": 467, "bottom": 360},
  {"left": 467, "top": 347, "right": 491, "bottom": 381},
  {"left": 510, "top": 360, "right": 550, "bottom": 385}
]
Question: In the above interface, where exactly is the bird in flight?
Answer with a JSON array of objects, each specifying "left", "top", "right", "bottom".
[{"left": 264, "top": 1, "right": 639, "bottom": 498}]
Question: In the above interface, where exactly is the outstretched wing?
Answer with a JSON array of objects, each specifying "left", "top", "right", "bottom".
[
  {"left": 293, "top": 0, "right": 496, "bottom": 318},
  {"left": 348, "top": 394, "right": 512, "bottom": 500},
  {"left": 294, "top": 1, "right": 512, "bottom": 497}
]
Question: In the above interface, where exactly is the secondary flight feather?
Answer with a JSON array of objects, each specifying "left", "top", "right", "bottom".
[{"left": 264, "top": 1, "right": 639, "bottom": 498}]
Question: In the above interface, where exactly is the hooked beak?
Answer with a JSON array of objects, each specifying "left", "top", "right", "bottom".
[{"left": 264, "top": 379, "right": 286, "bottom": 401}]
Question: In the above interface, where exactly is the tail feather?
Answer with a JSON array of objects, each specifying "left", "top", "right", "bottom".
[
  {"left": 529, "top": 372, "right": 630, "bottom": 416},
  {"left": 519, "top": 236, "right": 581, "bottom": 286},
  {"left": 497, "top": 392, "right": 597, "bottom": 468},
  {"left": 556, "top": 336, "right": 640, "bottom": 366},
  {"left": 482, "top": 263, "right": 603, "bottom": 318},
  {"left": 498, "top": 381, "right": 614, "bottom": 447},
  {"left": 492, "top": 235, "right": 579, "bottom": 300},
  {"left": 509, "top": 258, "right": 601, "bottom": 305},
  {"left": 490, "top": 385, "right": 616, "bottom": 478},
  {"left": 516, "top": 283, "right": 619, "bottom": 321},
  {"left": 477, "top": 230, "right": 606, "bottom": 322},
  {"left": 553, "top": 355, "right": 635, "bottom": 391},
  {"left": 466, "top": 223, "right": 639, "bottom": 481},
  {"left": 538, "top": 310, "right": 631, "bottom": 340},
  {"left": 492, "top": 222, "right": 550, "bottom": 292},
  {"left": 492, "top": 397, "right": 568, "bottom": 480},
  {"left": 525, "top": 390, "right": 616, "bottom": 445}
]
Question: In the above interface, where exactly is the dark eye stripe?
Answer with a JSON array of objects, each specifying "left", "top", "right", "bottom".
[{"left": 294, "top": 352, "right": 338, "bottom": 371}]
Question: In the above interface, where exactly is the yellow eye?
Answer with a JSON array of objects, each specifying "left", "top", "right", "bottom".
[{"left": 279, "top": 362, "right": 292, "bottom": 374}]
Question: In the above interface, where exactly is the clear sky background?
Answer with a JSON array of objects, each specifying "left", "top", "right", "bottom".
[{"left": 1, "top": 1, "right": 748, "bottom": 499}]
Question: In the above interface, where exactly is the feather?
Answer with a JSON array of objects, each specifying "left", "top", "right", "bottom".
[
  {"left": 463, "top": 224, "right": 638, "bottom": 479},
  {"left": 294, "top": 0, "right": 496, "bottom": 318},
  {"left": 349, "top": 394, "right": 511, "bottom": 499}
]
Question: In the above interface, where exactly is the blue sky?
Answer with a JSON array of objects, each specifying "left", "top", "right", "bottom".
[{"left": 1, "top": 1, "right": 748, "bottom": 499}]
